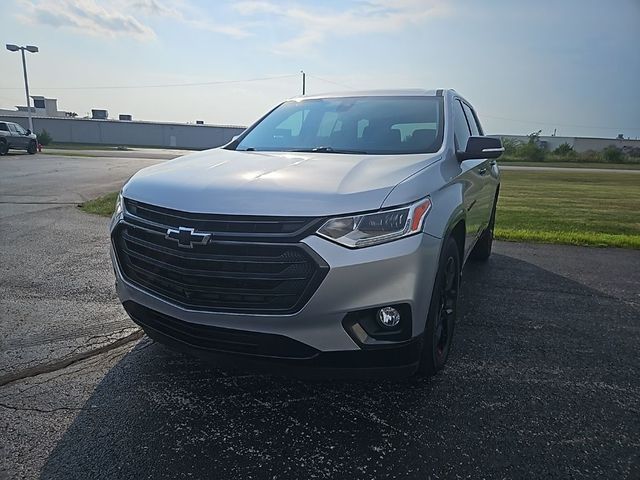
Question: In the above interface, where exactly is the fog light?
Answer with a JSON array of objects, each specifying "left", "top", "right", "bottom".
[{"left": 377, "top": 306, "right": 401, "bottom": 328}]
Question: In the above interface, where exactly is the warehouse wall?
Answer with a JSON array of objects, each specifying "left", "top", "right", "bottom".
[
  {"left": 0, "top": 115, "right": 246, "bottom": 149},
  {"left": 492, "top": 134, "right": 640, "bottom": 153}
]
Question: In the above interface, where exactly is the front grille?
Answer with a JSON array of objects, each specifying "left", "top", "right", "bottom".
[
  {"left": 124, "top": 199, "right": 322, "bottom": 240},
  {"left": 113, "top": 200, "right": 329, "bottom": 313}
]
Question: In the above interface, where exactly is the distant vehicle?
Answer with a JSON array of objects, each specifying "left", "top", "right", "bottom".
[
  {"left": 110, "top": 89, "right": 503, "bottom": 377},
  {"left": 0, "top": 121, "right": 38, "bottom": 155}
]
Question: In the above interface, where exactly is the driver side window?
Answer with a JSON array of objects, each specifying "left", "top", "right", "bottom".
[{"left": 452, "top": 100, "right": 471, "bottom": 151}]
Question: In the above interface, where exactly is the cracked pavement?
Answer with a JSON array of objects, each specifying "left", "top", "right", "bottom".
[
  {"left": 0, "top": 153, "right": 164, "bottom": 377},
  {"left": 1, "top": 154, "right": 639, "bottom": 479}
]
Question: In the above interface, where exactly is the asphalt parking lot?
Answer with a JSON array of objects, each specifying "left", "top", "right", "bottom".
[{"left": 1, "top": 153, "right": 639, "bottom": 479}]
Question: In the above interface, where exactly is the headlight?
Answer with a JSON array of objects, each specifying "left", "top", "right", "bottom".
[
  {"left": 317, "top": 197, "right": 432, "bottom": 248},
  {"left": 114, "top": 192, "right": 123, "bottom": 217}
]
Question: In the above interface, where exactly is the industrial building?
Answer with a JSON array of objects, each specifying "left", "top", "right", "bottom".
[{"left": 493, "top": 134, "right": 640, "bottom": 153}]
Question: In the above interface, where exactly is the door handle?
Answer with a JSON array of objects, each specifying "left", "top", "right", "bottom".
[{"left": 477, "top": 167, "right": 487, "bottom": 175}]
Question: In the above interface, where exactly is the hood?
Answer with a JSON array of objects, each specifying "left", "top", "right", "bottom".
[{"left": 123, "top": 148, "right": 441, "bottom": 216}]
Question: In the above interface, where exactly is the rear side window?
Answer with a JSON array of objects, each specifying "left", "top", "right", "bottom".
[
  {"left": 0, "top": 123, "right": 8, "bottom": 131},
  {"left": 452, "top": 100, "right": 471, "bottom": 150},
  {"left": 7, "top": 124, "right": 18, "bottom": 133},
  {"left": 462, "top": 103, "right": 482, "bottom": 136}
]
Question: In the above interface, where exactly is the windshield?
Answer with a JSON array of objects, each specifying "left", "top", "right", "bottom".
[{"left": 235, "top": 96, "right": 444, "bottom": 155}]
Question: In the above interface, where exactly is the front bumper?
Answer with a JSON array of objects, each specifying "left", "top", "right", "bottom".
[{"left": 111, "top": 227, "right": 441, "bottom": 373}]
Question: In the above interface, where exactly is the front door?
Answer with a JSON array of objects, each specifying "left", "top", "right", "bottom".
[
  {"left": 452, "top": 99, "right": 484, "bottom": 257},
  {"left": 8, "top": 124, "right": 27, "bottom": 148}
]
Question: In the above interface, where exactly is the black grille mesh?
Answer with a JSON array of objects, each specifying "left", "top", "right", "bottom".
[{"left": 113, "top": 200, "right": 328, "bottom": 313}]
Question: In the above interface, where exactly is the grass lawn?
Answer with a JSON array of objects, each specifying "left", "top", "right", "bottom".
[
  {"left": 79, "top": 170, "right": 640, "bottom": 249},
  {"left": 79, "top": 192, "right": 119, "bottom": 216},
  {"left": 496, "top": 170, "right": 640, "bottom": 249},
  {"left": 42, "top": 151, "right": 102, "bottom": 158},
  {"left": 49, "top": 143, "right": 125, "bottom": 151},
  {"left": 501, "top": 161, "right": 640, "bottom": 170}
]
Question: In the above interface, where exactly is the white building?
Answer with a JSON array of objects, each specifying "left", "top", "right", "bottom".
[
  {"left": 0, "top": 96, "right": 74, "bottom": 118},
  {"left": 492, "top": 134, "right": 640, "bottom": 153}
]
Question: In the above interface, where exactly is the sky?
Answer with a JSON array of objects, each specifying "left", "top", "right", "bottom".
[{"left": 1, "top": 0, "right": 639, "bottom": 138}]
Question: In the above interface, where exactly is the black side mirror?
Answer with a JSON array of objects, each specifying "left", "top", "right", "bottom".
[
  {"left": 26, "top": 129, "right": 31, "bottom": 135},
  {"left": 457, "top": 136, "right": 504, "bottom": 161}
]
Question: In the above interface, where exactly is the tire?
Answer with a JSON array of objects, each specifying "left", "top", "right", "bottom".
[
  {"left": 27, "top": 140, "right": 37, "bottom": 154},
  {"left": 416, "top": 235, "right": 460, "bottom": 377},
  {"left": 469, "top": 198, "right": 497, "bottom": 261},
  {"left": 0, "top": 140, "right": 8, "bottom": 156}
]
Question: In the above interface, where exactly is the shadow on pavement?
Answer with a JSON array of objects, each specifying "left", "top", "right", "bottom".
[{"left": 39, "top": 254, "right": 640, "bottom": 479}]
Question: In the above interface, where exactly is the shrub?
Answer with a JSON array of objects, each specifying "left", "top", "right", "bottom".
[
  {"left": 553, "top": 143, "right": 574, "bottom": 156},
  {"left": 37, "top": 129, "right": 53, "bottom": 146},
  {"left": 602, "top": 146, "right": 624, "bottom": 163},
  {"left": 622, "top": 146, "right": 640, "bottom": 159},
  {"left": 501, "top": 137, "right": 521, "bottom": 156},
  {"left": 518, "top": 141, "right": 546, "bottom": 162}
]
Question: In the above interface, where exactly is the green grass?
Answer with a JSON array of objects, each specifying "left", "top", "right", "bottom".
[
  {"left": 78, "top": 170, "right": 640, "bottom": 249},
  {"left": 50, "top": 143, "right": 124, "bottom": 151},
  {"left": 79, "top": 192, "right": 119, "bottom": 216},
  {"left": 49, "top": 142, "right": 198, "bottom": 151},
  {"left": 42, "top": 151, "right": 102, "bottom": 158},
  {"left": 501, "top": 161, "right": 640, "bottom": 170},
  {"left": 496, "top": 171, "right": 640, "bottom": 249}
]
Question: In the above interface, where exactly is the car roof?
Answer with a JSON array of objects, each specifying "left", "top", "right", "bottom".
[{"left": 289, "top": 88, "right": 453, "bottom": 101}]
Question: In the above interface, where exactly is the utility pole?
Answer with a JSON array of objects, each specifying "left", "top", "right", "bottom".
[{"left": 301, "top": 70, "right": 306, "bottom": 95}]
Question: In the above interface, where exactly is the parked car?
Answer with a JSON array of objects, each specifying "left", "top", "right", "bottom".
[
  {"left": 110, "top": 89, "right": 502, "bottom": 377},
  {"left": 0, "top": 121, "right": 38, "bottom": 155}
]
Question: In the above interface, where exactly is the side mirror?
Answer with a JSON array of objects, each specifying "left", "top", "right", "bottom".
[
  {"left": 26, "top": 129, "right": 31, "bottom": 135},
  {"left": 457, "top": 136, "right": 504, "bottom": 161}
]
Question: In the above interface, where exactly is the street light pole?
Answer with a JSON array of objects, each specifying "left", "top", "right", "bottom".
[
  {"left": 20, "top": 48, "right": 34, "bottom": 132},
  {"left": 301, "top": 70, "right": 306, "bottom": 95},
  {"left": 6, "top": 44, "right": 39, "bottom": 133}
]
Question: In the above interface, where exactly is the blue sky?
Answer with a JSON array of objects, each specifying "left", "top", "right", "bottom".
[{"left": 1, "top": 0, "right": 638, "bottom": 138}]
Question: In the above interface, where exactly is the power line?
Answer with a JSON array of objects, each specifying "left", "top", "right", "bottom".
[
  {"left": 306, "top": 74, "right": 354, "bottom": 90},
  {"left": 0, "top": 74, "right": 298, "bottom": 91}
]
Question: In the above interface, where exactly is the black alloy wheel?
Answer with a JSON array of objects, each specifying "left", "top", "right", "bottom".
[{"left": 417, "top": 236, "right": 460, "bottom": 376}]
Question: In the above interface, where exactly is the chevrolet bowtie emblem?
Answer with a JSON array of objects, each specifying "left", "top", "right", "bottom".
[{"left": 165, "top": 227, "right": 212, "bottom": 249}]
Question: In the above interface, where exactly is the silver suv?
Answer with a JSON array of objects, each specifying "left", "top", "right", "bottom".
[
  {"left": 0, "top": 121, "right": 38, "bottom": 155},
  {"left": 110, "top": 89, "right": 502, "bottom": 377}
]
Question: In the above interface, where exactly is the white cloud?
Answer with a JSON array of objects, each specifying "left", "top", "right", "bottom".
[
  {"left": 18, "top": 0, "right": 156, "bottom": 40},
  {"left": 233, "top": 0, "right": 451, "bottom": 53},
  {"left": 17, "top": 0, "right": 253, "bottom": 41},
  {"left": 130, "top": 0, "right": 253, "bottom": 39}
]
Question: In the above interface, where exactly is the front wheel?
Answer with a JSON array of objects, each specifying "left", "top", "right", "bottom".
[
  {"left": 416, "top": 236, "right": 460, "bottom": 376},
  {"left": 0, "top": 140, "right": 8, "bottom": 156},
  {"left": 27, "top": 140, "right": 37, "bottom": 154}
]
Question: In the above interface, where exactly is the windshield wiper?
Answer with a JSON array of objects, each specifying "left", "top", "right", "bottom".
[{"left": 290, "top": 146, "right": 368, "bottom": 154}]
